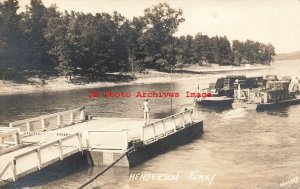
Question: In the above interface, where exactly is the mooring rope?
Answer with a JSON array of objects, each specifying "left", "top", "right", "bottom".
[{"left": 75, "top": 146, "right": 134, "bottom": 189}]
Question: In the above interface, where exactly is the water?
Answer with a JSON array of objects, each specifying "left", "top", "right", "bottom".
[{"left": 1, "top": 60, "right": 300, "bottom": 189}]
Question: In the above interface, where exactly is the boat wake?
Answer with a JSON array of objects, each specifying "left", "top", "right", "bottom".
[{"left": 220, "top": 108, "right": 247, "bottom": 120}]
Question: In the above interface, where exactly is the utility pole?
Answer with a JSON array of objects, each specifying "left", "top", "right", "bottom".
[
  {"left": 170, "top": 66, "right": 173, "bottom": 115},
  {"left": 130, "top": 54, "right": 134, "bottom": 77}
]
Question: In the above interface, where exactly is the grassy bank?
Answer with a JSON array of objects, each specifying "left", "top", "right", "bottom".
[{"left": 0, "top": 64, "right": 272, "bottom": 96}]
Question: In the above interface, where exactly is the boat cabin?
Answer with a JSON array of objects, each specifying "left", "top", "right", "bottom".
[{"left": 248, "top": 81, "right": 291, "bottom": 104}]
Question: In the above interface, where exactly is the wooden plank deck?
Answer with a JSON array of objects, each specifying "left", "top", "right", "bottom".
[
  {"left": 0, "top": 117, "right": 147, "bottom": 182},
  {"left": 0, "top": 109, "right": 194, "bottom": 183}
]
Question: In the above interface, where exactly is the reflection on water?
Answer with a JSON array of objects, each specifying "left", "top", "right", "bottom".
[
  {"left": 265, "top": 107, "right": 289, "bottom": 117},
  {"left": 1, "top": 60, "right": 300, "bottom": 189}
]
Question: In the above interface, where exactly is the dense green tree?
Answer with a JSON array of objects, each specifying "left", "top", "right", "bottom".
[
  {"left": 193, "top": 34, "right": 213, "bottom": 64},
  {"left": 141, "top": 3, "right": 185, "bottom": 70},
  {"left": 0, "top": 0, "right": 276, "bottom": 81},
  {"left": 232, "top": 39, "right": 275, "bottom": 65},
  {"left": 177, "top": 35, "right": 195, "bottom": 64},
  {"left": 0, "top": 0, "right": 25, "bottom": 72},
  {"left": 23, "top": 0, "right": 51, "bottom": 71},
  {"left": 127, "top": 16, "right": 147, "bottom": 71}
]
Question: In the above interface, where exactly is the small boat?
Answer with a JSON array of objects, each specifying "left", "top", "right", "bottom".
[
  {"left": 195, "top": 96, "right": 233, "bottom": 106},
  {"left": 194, "top": 75, "right": 263, "bottom": 107}
]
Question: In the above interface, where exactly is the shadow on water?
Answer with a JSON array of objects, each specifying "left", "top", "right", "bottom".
[{"left": 2, "top": 153, "right": 90, "bottom": 189}]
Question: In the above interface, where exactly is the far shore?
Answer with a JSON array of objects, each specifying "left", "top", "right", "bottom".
[
  {"left": 0, "top": 71, "right": 202, "bottom": 96},
  {"left": 0, "top": 64, "right": 271, "bottom": 96}
]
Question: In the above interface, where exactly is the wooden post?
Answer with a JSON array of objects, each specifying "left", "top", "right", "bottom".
[
  {"left": 16, "top": 132, "right": 22, "bottom": 146},
  {"left": 26, "top": 121, "right": 31, "bottom": 132},
  {"left": 140, "top": 126, "right": 144, "bottom": 141},
  {"left": 181, "top": 113, "right": 185, "bottom": 128},
  {"left": 77, "top": 133, "right": 83, "bottom": 152},
  {"left": 37, "top": 148, "right": 42, "bottom": 170},
  {"left": 41, "top": 119, "right": 45, "bottom": 131},
  {"left": 58, "top": 140, "right": 63, "bottom": 160},
  {"left": 189, "top": 110, "right": 193, "bottom": 123},
  {"left": 57, "top": 115, "right": 61, "bottom": 127},
  {"left": 172, "top": 116, "right": 177, "bottom": 132},
  {"left": 70, "top": 112, "right": 74, "bottom": 124},
  {"left": 13, "top": 132, "right": 18, "bottom": 145},
  {"left": 11, "top": 158, "right": 16, "bottom": 182},
  {"left": 79, "top": 109, "right": 85, "bottom": 121},
  {"left": 162, "top": 119, "right": 166, "bottom": 136},
  {"left": 152, "top": 123, "right": 156, "bottom": 140},
  {"left": 86, "top": 131, "right": 90, "bottom": 150}
]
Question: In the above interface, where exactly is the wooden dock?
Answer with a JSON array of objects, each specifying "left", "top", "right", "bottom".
[{"left": 0, "top": 108, "right": 202, "bottom": 184}]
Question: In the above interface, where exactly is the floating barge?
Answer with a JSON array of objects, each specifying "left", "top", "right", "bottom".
[
  {"left": 256, "top": 98, "right": 300, "bottom": 111},
  {"left": 0, "top": 108, "right": 203, "bottom": 186}
]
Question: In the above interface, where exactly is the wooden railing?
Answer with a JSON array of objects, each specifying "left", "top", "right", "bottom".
[
  {"left": 0, "top": 127, "right": 22, "bottom": 155},
  {"left": 0, "top": 133, "right": 83, "bottom": 182},
  {"left": 9, "top": 107, "right": 86, "bottom": 133},
  {"left": 140, "top": 109, "right": 193, "bottom": 144},
  {"left": 86, "top": 130, "right": 128, "bottom": 151}
]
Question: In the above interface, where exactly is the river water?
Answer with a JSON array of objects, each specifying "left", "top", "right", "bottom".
[{"left": 1, "top": 60, "right": 300, "bottom": 189}]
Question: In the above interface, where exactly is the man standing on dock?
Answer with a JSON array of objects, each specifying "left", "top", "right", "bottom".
[{"left": 143, "top": 98, "right": 150, "bottom": 124}]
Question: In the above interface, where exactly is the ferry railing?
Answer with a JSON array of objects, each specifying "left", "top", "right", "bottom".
[
  {"left": 0, "top": 127, "right": 22, "bottom": 155},
  {"left": 0, "top": 133, "right": 83, "bottom": 182},
  {"left": 86, "top": 130, "right": 128, "bottom": 151},
  {"left": 9, "top": 107, "right": 86, "bottom": 134},
  {"left": 140, "top": 109, "right": 193, "bottom": 144}
]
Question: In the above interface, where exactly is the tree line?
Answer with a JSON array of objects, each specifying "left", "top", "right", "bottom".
[{"left": 0, "top": 0, "right": 276, "bottom": 80}]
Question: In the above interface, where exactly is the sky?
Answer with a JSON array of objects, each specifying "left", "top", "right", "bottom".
[{"left": 18, "top": 0, "right": 300, "bottom": 54}]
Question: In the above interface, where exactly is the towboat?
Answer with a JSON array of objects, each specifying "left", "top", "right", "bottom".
[{"left": 232, "top": 76, "right": 300, "bottom": 111}]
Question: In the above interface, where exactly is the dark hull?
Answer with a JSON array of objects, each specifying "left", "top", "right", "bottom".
[
  {"left": 256, "top": 98, "right": 300, "bottom": 111},
  {"left": 196, "top": 98, "right": 234, "bottom": 106},
  {"left": 127, "top": 121, "right": 203, "bottom": 167}
]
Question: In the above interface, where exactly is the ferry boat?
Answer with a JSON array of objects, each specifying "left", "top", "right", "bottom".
[
  {"left": 232, "top": 76, "right": 300, "bottom": 111},
  {"left": 194, "top": 75, "right": 263, "bottom": 106}
]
